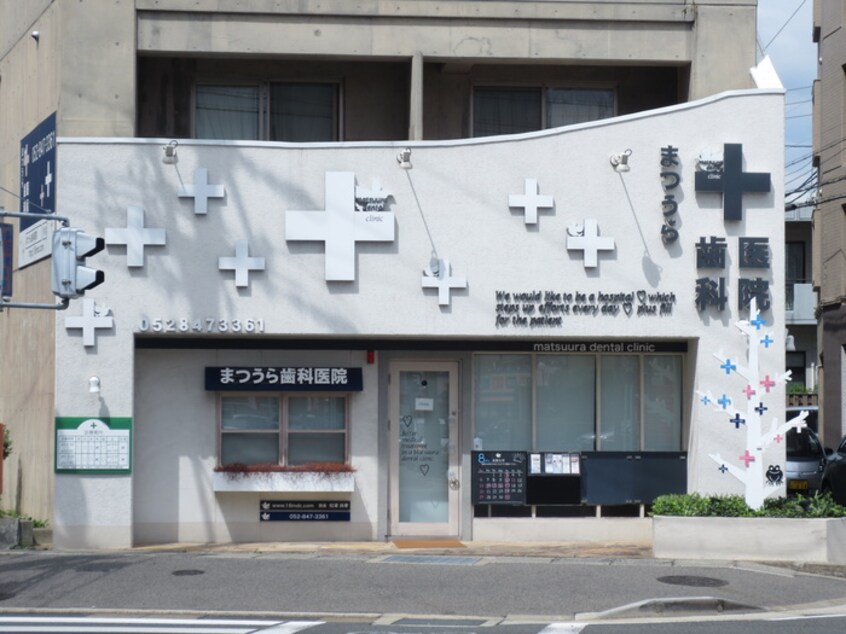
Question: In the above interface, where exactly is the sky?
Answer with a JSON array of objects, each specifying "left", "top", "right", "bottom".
[{"left": 756, "top": 0, "right": 816, "bottom": 203}]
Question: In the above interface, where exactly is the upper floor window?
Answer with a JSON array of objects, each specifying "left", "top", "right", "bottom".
[
  {"left": 195, "top": 82, "right": 340, "bottom": 142},
  {"left": 472, "top": 86, "right": 615, "bottom": 137}
]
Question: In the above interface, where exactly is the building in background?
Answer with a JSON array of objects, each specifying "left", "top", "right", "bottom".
[
  {"left": 0, "top": 1, "right": 787, "bottom": 548},
  {"left": 812, "top": 0, "right": 846, "bottom": 447}
]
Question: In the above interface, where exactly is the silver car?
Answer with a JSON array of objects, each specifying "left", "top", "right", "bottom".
[{"left": 785, "top": 427, "right": 826, "bottom": 495}]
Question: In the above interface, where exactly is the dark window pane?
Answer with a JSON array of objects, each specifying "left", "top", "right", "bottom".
[
  {"left": 270, "top": 83, "right": 337, "bottom": 141},
  {"left": 195, "top": 85, "right": 259, "bottom": 140},
  {"left": 547, "top": 88, "right": 614, "bottom": 127},
  {"left": 221, "top": 433, "right": 279, "bottom": 465},
  {"left": 473, "top": 88, "right": 542, "bottom": 137}
]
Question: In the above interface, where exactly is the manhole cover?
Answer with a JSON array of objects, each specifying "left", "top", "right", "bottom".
[
  {"left": 171, "top": 569, "right": 205, "bottom": 577},
  {"left": 657, "top": 575, "right": 728, "bottom": 588}
]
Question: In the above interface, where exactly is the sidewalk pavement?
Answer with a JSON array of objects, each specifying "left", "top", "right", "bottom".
[
  {"left": 130, "top": 539, "right": 653, "bottom": 559},
  {"left": 29, "top": 530, "right": 846, "bottom": 579}
]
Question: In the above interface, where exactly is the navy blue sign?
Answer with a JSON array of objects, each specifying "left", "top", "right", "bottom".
[
  {"left": 206, "top": 367, "right": 363, "bottom": 391},
  {"left": 1, "top": 223, "right": 12, "bottom": 296},
  {"left": 695, "top": 143, "right": 770, "bottom": 221},
  {"left": 259, "top": 500, "right": 350, "bottom": 522},
  {"left": 19, "top": 112, "right": 57, "bottom": 230}
]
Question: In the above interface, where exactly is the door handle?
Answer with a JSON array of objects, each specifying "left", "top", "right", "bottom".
[{"left": 448, "top": 470, "right": 460, "bottom": 490}]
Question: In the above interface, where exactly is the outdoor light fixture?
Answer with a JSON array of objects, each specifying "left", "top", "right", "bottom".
[
  {"left": 31, "top": 31, "right": 40, "bottom": 43},
  {"left": 396, "top": 147, "right": 412, "bottom": 169},
  {"left": 427, "top": 253, "right": 440, "bottom": 276},
  {"left": 88, "top": 376, "right": 101, "bottom": 394},
  {"left": 162, "top": 140, "right": 178, "bottom": 164},
  {"left": 786, "top": 330, "right": 796, "bottom": 352},
  {"left": 609, "top": 149, "right": 632, "bottom": 172}
]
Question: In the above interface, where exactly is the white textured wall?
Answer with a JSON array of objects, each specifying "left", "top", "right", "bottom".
[{"left": 54, "top": 88, "right": 785, "bottom": 546}]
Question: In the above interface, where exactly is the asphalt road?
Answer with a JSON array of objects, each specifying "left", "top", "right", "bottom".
[{"left": 1, "top": 550, "right": 845, "bottom": 623}]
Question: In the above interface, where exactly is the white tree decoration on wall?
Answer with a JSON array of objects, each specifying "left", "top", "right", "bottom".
[{"left": 696, "top": 297, "right": 808, "bottom": 509}]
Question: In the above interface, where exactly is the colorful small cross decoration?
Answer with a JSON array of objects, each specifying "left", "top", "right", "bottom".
[
  {"left": 755, "top": 402, "right": 768, "bottom": 416},
  {"left": 773, "top": 433, "right": 783, "bottom": 444},
  {"left": 759, "top": 375, "right": 776, "bottom": 392},
  {"left": 750, "top": 314, "right": 767, "bottom": 330},
  {"left": 742, "top": 384, "right": 757, "bottom": 399},
  {"left": 700, "top": 394, "right": 711, "bottom": 405},
  {"left": 739, "top": 450, "right": 756, "bottom": 468},
  {"left": 729, "top": 413, "right": 746, "bottom": 429},
  {"left": 717, "top": 394, "right": 732, "bottom": 409},
  {"left": 720, "top": 359, "right": 736, "bottom": 375},
  {"left": 760, "top": 334, "right": 774, "bottom": 348},
  {"left": 719, "top": 464, "right": 729, "bottom": 474}
]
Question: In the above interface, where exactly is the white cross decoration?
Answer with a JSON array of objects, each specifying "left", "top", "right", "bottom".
[
  {"left": 64, "top": 298, "right": 114, "bottom": 347},
  {"left": 219, "top": 240, "right": 266, "bottom": 288},
  {"left": 286, "top": 171, "right": 396, "bottom": 281},
  {"left": 421, "top": 258, "right": 467, "bottom": 306},
  {"left": 39, "top": 184, "right": 45, "bottom": 209},
  {"left": 45, "top": 161, "right": 53, "bottom": 198},
  {"left": 21, "top": 145, "right": 29, "bottom": 177},
  {"left": 179, "top": 167, "right": 225, "bottom": 215},
  {"left": 105, "top": 206, "right": 167, "bottom": 268},
  {"left": 22, "top": 182, "right": 29, "bottom": 213},
  {"left": 508, "top": 178, "right": 554, "bottom": 225},
  {"left": 567, "top": 219, "right": 615, "bottom": 268}
]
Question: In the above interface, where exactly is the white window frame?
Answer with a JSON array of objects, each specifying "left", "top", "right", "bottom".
[
  {"left": 193, "top": 79, "right": 343, "bottom": 141},
  {"left": 217, "top": 392, "right": 350, "bottom": 467},
  {"left": 471, "top": 352, "right": 685, "bottom": 453},
  {"left": 470, "top": 83, "right": 617, "bottom": 137}
]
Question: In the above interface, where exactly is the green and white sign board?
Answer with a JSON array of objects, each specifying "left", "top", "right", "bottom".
[{"left": 55, "top": 417, "right": 132, "bottom": 474}]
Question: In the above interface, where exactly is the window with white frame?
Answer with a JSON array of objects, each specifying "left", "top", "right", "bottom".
[
  {"left": 472, "top": 86, "right": 615, "bottom": 137},
  {"left": 219, "top": 394, "right": 349, "bottom": 466},
  {"left": 195, "top": 82, "right": 340, "bottom": 142},
  {"left": 473, "top": 353, "right": 683, "bottom": 452}
]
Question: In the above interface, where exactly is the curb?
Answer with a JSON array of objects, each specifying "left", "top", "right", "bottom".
[{"left": 578, "top": 596, "right": 764, "bottom": 620}]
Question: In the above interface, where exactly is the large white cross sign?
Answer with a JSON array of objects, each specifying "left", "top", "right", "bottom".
[
  {"left": 286, "top": 172, "right": 396, "bottom": 281},
  {"left": 64, "top": 298, "right": 114, "bottom": 347},
  {"left": 179, "top": 167, "right": 225, "bottom": 215},
  {"left": 421, "top": 258, "right": 467, "bottom": 306},
  {"left": 105, "top": 206, "right": 167, "bottom": 268},
  {"left": 567, "top": 218, "right": 615, "bottom": 269},
  {"left": 219, "top": 240, "right": 265, "bottom": 288},
  {"left": 509, "top": 178, "right": 553, "bottom": 225}
]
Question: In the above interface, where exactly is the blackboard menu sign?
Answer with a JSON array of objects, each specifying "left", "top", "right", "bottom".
[{"left": 472, "top": 451, "right": 527, "bottom": 505}]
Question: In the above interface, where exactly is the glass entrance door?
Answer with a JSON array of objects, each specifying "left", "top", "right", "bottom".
[{"left": 389, "top": 362, "right": 460, "bottom": 536}]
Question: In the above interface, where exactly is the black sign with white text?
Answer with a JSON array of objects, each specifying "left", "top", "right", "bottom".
[
  {"left": 259, "top": 500, "right": 351, "bottom": 522},
  {"left": 205, "top": 367, "right": 363, "bottom": 391}
]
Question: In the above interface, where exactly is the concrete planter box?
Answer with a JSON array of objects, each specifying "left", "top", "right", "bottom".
[
  {"left": 212, "top": 471, "right": 355, "bottom": 493},
  {"left": 653, "top": 516, "right": 846, "bottom": 564},
  {"left": 0, "top": 517, "right": 18, "bottom": 549}
]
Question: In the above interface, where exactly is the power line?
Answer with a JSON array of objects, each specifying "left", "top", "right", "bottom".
[{"left": 761, "top": 0, "right": 808, "bottom": 53}]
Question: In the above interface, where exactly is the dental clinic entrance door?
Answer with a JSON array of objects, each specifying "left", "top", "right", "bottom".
[{"left": 389, "top": 361, "right": 460, "bottom": 536}]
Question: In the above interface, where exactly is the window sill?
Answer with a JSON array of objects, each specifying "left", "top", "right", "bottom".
[{"left": 212, "top": 471, "right": 355, "bottom": 493}]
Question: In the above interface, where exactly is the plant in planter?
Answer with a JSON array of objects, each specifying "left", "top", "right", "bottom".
[
  {"left": 212, "top": 462, "right": 356, "bottom": 492},
  {"left": 2, "top": 427, "right": 11, "bottom": 460},
  {"left": 652, "top": 492, "right": 846, "bottom": 518},
  {"left": 213, "top": 462, "right": 355, "bottom": 480},
  {"left": 651, "top": 492, "right": 846, "bottom": 564}
]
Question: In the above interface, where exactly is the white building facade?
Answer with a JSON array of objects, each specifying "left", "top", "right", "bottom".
[{"left": 53, "top": 82, "right": 786, "bottom": 548}]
